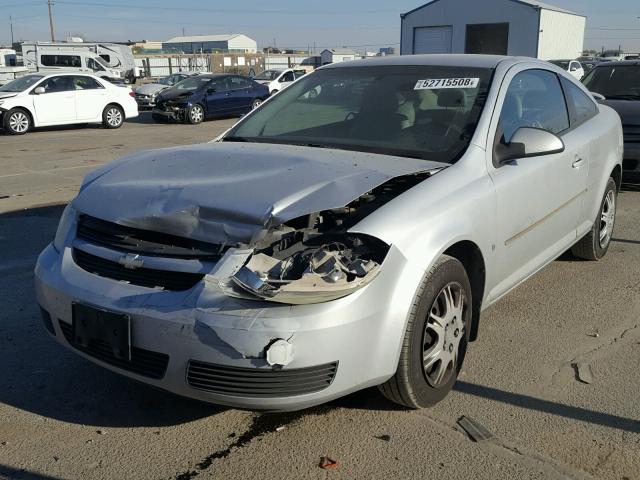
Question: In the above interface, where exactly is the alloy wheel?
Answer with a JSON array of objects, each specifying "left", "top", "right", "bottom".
[
  {"left": 190, "top": 105, "right": 204, "bottom": 123},
  {"left": 252, "top": 99, "right": 263, "bottom": 109},
  {"left": 106, "top": 108, "right": 122, "bottom": 127},
  {"left": 599, "top": 189, "right": 616, "bottom": 249},
  {"left": 422, "top": 282, "right": 466, "bottom": 387},
  {"left": 9, "top": 111, "right": 29, "bottom": 133}
]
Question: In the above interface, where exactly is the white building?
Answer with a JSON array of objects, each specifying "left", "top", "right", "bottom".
[
  {"left": 162, "top": 34, "right": 257, "bottom": 54},
  {"left": 321, "top": 48, "right": 358, "bottom": 65},
  {"left": 400, "top": 0, "right": 585, "bottom": 60}
]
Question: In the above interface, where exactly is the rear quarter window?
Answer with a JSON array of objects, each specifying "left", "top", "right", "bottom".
[{"left": 561, "top": 77, "right": 598, "bottom": 127}]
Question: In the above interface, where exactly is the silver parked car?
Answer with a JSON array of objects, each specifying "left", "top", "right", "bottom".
[{"left": 35, "top": 55, "right": 622, "bottom": 411}]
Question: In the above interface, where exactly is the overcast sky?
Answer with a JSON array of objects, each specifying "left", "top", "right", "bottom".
[{"left": 1, "top": 0, "right": 639, "bottom": 52}]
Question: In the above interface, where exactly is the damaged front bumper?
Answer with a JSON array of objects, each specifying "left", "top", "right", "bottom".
[{"left": 34, "top": 241, "right": 419, "bottom": 411}]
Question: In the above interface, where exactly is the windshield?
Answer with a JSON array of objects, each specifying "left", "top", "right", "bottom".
[
  {"left": 549, "top": 60, "right": 570, "bottom": 69},
  {"left": 174, "top": 76, "right": 212, "bottom": 91},
  {"left": 0, "top": 74, "right": 44, "bottom": 92},
  {"left": 94, "top": 56, "right": 110, "bottom": 68},
  {"left": 254, "top": 70, "right": 282, "bottom": 81},
  {"left": 225, "top": 65, "right": 493, "bottom": 163},
  {"left": 583, "top": 65, "right": 640, "bottom": 100}
]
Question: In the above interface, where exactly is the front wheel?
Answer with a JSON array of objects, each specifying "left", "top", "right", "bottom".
[
  {"left": 186, "top": 104, "right": 204, "bottom": 124},
  {"left": 571, "top": 177, "right": 617, "bottom": 260},
  {"left": 3, "top": 108, "right": 31, "bottom": 135},
  {"left": 379, "top": 255, "right": 472, "bottom": 408},
  {"left": 252, "top": 98, "right": 263, "bottom": 109},
  {"left": 102, "top": 105, "right": 124, "bottom": 129}
]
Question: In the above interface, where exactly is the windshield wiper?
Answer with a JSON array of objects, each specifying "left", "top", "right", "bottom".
[
  {"left": 605, "top": 94, "right": 640, "bottom": 100},
  {"left": 223, "top": 136, "right": 250, "bottom": 142}
]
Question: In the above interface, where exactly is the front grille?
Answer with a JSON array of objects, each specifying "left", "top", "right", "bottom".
[
  {"left": 59, "top": 320, "right": 169, "bottom": 379},
  {"left": 76, "top": 215, "right": 224, "bottom": 260},
  {"left": 187, "top": 360, "right": 338, "bottom": 398},
  {"left": 73, "top": 248, "right": 204, "bottom": 291},
  {"left": 623, "top": 125, "right": 640, "bottom": 143}
]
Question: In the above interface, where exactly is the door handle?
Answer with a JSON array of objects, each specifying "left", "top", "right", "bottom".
[{"left": 572, "top": 158, "right": 584, "bottom": 168}]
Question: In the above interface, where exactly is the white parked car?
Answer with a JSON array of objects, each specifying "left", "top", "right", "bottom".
[
  {"left": 253, "top": 68, "right": 307, "bottom": 94},
  {"left": 549, "top": 60, "right": 585, "bottom": 80},
  {"left": 0, "top": 73, "right": 138, "bottom": 135}
]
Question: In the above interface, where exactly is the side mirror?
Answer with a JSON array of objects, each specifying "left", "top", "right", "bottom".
[
  {"left": 495, "top": 127, "right": 565, "bottom": 164},
  {"left": 590, "top": 92, "right": 605, "bottom": 101},
  {"left": 34, "top": 86, "right": 45, "bottom": 95}
]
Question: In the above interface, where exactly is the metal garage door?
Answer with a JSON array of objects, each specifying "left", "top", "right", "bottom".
[{"left": 413, "top": 26, "right": 453, "bottom": 54}]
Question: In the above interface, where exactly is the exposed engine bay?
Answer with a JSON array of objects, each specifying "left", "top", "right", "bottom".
[{"left": 220, "top": 171, "right": 432, "bottom": 304}]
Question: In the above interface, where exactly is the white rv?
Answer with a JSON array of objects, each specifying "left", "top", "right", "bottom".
[
  {"left": 22, "top": 41, "right": 138, "bottom": 82},
  {"left": 0, "top": 49, "right": 28, "bottom": 85}
]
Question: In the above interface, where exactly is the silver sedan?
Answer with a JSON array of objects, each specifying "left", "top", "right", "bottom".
[{"left": 35, "top": 55, "right": 622, "bottom": 411}]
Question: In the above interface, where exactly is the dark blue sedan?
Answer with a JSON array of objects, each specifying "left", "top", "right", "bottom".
[{"left": 151, "top": 74, "right": 270, "bottom": 124}]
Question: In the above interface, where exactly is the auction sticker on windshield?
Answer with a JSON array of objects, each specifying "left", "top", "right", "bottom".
[{"left": 414, "top": 78, "right": 480, "bottom": 89}]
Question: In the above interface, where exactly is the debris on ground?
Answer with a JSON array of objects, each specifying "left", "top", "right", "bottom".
[
  {"left": 319, "top": 456, "right": 340, "bottom": 470},
  {"left": 457, "top": 416, "right": 493, "bottom": 442},
  {"left": 275, "top": 426, "right": 286, "bottom": 432},
  {"left": 575, "top": 362, "right": 593, "bottom": 384},
  {"left": 375, "top": 434, "right": 391, "bottom": 442},
  {"left": 1, "top": 441, "right": 7, "bottom": 446},
  {"left": 587, "top": 330, "right": 600, "bottom": 338},
  {"left": 96, "top": 430, "right": 106, "bottom": 435}
]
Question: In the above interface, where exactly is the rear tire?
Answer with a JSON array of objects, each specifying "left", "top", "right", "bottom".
[
  {"left": 378, "top": 255, "right": 472, "bottom": 408},
  {"left": 3, "top": 108, "right": 31, "bottom": 135},
  {"left": 252, "top": 98, "right": 263, "bottom": 109},
  {"left": 571, "top": 177, "right": 617, "bottom": 260},
  {"left": 102, "top": 105, "right": 124, "bottom": 129}
]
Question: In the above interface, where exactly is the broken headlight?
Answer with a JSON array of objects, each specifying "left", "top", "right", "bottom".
[{"left": 226, "top": 234, "right": 389, "bottom": 305}]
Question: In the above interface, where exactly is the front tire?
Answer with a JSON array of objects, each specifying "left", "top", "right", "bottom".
[
  {"left": 186, "top": 104, "right": 204, "bottom": 124},
  {"left": 571, "top": 177, "right": 617, "bottom": 260},
  {"left": 3, "top": 108, "right": 31, "bottom": 135},
  {"left": 102, "top": 105, "right": 124, "bottom": 129},
  {"left": 252, "top": 98, "right": 263, "bottom": 109},
  {"left": 379, "top": 255, "right": 472, "bottom": 408}
]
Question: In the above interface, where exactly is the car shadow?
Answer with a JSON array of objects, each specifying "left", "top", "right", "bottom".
[{"left": 0, "top": 204, "right": 223, "bottom": 428}]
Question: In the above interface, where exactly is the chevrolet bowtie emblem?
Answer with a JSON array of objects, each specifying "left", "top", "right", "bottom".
[{"left": 118, "top": 253, "right": 144, "bottom": 270}]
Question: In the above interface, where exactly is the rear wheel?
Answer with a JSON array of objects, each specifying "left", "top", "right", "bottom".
[
  {"left": 187, "top": 104, "right": 204, "bottom": 124},
  {"left": 102, "top": 105, "right": 124, "bottom": 129},
  {"left": 571, "top": 177, "right": 617, "bottom": 260},
  {"left": 378, "top": 255, "right": 472, "bottom": 408},
  {"left": 3, "top": 108, "right": 31, "bottom": 135},
  {"left": 252, "top": 98, "right": 263, "bottom": 109}
]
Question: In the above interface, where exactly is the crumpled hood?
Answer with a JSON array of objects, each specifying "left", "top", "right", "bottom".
[
  {"left": 601, "top": 99, "right": 640, "bottom": 125},
  {"left": 134, "top": 83, "right": 168, "bottom": 96},
  {"left": 74, "top": 142, "right": 446, "bottom": 245}
]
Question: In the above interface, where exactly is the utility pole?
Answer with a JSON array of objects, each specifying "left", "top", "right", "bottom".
[
  {"left": 9, "top": 15, "right": 14, "bottom": 45},
  {"left": 47, "top": 0, "right": 55, "bottom": 41}
]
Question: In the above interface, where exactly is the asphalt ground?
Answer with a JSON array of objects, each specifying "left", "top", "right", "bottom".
[{"left": 0, "top": 115, "right": 638, "bottom": 479}]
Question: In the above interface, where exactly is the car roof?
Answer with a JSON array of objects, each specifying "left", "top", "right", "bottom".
[
  {"left": 593, "top": 60, "right": 640, "bottom": 67},
  {"left": 321, "top": 54, "right": 546, "bottom": 70}
]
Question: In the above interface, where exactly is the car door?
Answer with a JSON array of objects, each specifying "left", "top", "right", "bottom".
[
  {"left": 31, "top": 76, "right": 77, "bottom": 125},
  {"left": 277, "top": 71, "right": 296, "bottom": 90},
  {"left": 204, "top": 77, "right": 233, "bottom": 115},
  {"left": 73, "top": 76, "right": 108, "bottom": 121},
  {"left": 569, "top": 61, "right": 584, "bottom": 80},
  {"left": 487, "top": 67, "right": 588, "bottom": 300},
  {"left": 225, "top": 76, "right": 256, "bottom": 112}
]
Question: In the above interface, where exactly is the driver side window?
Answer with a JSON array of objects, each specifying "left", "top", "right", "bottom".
[
  {"left": 86, "top": 58, "right": 104, "bottom": 72},
  {"left": 500, "top": 69, "right": 569, "bottom": 142}
]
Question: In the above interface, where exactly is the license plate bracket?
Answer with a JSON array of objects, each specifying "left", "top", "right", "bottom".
[{"left": 72, "top": 303, "right": 131, "bottom": 362}]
